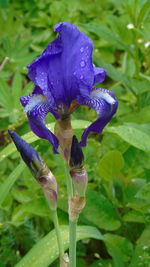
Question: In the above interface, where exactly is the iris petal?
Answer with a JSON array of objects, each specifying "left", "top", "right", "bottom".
[
  {"left": 20, "top": 86, "right": 44, "bottom": 107},
  {"left": 93, "top": 67, "right": 107, "bottom": 85},
  {"left": 21, "top": 94, "right": 59, "bottom": 153},
  {"left": 80, "top": 88, "right": 118, "bottom": 146},
  {"left": 28, "top": 22, "right": 94, "bottom": 106}
]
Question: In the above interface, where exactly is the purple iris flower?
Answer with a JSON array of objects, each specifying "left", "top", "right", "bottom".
[{"left": 20, "top": 22, "right": 118, "bottom": 153}]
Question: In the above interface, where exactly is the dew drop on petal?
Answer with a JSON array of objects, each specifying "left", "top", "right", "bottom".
[
  {"left": 80, "top": 47, "right": 84, "bottom": 53},
  {"left": 80, "top": 60, "right": 86, "bottom": 67}
]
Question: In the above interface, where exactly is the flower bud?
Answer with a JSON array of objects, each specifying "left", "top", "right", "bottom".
[
  {"left": 70, "top": 135, "right": 84, "bottom": 167},
  {"left": 8, "top": 129, "right": 41, "bottom": 177},
  {"left": 8, "top": 130, "right": 58, "bottom": 210},
  {"left": 69, "top": 136, "right": 88, "bottom": 197}
]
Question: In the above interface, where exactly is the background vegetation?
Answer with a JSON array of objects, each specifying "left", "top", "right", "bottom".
[{"left": 0, "top": 0, "right": 150, "bottom": 266}]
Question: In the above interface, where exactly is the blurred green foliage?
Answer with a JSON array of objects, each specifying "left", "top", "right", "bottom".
[{"left": 0, "top": 0, "right": 150, "bottom": 266}]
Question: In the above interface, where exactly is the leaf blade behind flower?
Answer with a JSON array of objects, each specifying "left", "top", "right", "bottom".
[
  {"left": 99, "top": 150, "right": 124, "bottom": 181},
  {"left": 107, "top": 123, "right": 150, "bottom": 152},
  {"left": 15, "top": 225, "right": 103, "bottom": 267},
  {"left": 0, "top": 162, "right": 25, "bottom": 206}
]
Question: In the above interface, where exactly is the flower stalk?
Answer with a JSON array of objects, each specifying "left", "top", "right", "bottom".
[
  {"left": 61, "top": 134, "right": 88, "bottom": 267},
  {"left": 64, "top": 163, "right": 77, "bottom": 267},
  {"left": 11, "top": 21, "right": 118, "bottom": 267}
]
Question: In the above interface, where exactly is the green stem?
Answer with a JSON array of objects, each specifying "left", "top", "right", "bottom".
[
  {"left": 45, "top": 192, "right": 65, "bottom": 265},
  {"left": 51, "top": 210, "right": 64, "bottom": 259},
  {"left": 69, "top": 220, "right": 77, "bottom": 267},
  {"left": 65, "top": 163, "right": 73, "bottom": 197},
  {"left": 64, "top": 164, "right": 77, "bottom": 267}
]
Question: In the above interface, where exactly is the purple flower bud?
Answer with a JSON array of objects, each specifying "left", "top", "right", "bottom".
[
  {"left": 69, "top": 136, "right": 88, "bottom": 197},
  {"left": 70, "top": 135, "right": 84, "bottom": 167},
  {"left": 8, "top": 130, "right": 58, "bottom": 210},
  {"left": 8, "top": 129, "right": 41, "bottom": 177}
]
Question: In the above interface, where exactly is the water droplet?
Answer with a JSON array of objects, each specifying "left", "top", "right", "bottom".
[
  {"left": 80, "top": 47, "right": 84, "bottom": 53},
  {"left": 80, "top": 75, "right": 83, "bottom": 79},
  {"left": 73, "top": 71, "right": 76, "bottom": 75},
  {"left": 80, "top": 60, "right": 86, "bottom": 67}
]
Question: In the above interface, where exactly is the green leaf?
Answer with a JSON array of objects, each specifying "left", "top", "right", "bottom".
[
  {"left": 0, "top": 0, "right": 9, "bottom": 8},
  {"left": 127, "top": 198, "right": 150, "bottom": 214},
  {"left": 94, "top": 58, "right": 131, "bottom": 88},
  {"left": 81, "top": 189, "right": 121, "bottom": 231},
  {"left": 0, "top": 71, "right": 11, "bottom": 79},
  {"left": 123, "top": 210, "right": 145, "bottom": 223},
  {"left": 12, "top": 72, "right": 22, "bottom": 109},
  {"left": 123, "top": 177, "right": 146, "bottom": 203},
  {"left": 135, "top": 182, "right": 150, "bottom": 201},
  {"left": 99, "top": 150, "right": 124, "bottom": 180},
  {"left": 0, "top": 108, "right": 10, "bottom": 117},
  {"left": 11, "top": 205, "right": 29, "bottom": 226},
  {"left": 15, "top": 225, "right": 103, "bottom": 267},
  {"left": 0, "top": 120, "right": 91, "bottom": 162},
  {"left": 90, "top": 259, "right": 113, "bottom": 267},
  {"left": 129, "top": 78, "right": 150, "bottom": 94},
  {"left": 11, "top": 188, "right": 34, "bottom": 203},
  {"left": 122, "top": 106, "right": 150, "bottom": 124},
  {"left": 104, "top": 234, "right": 133, "bottom": 267},
  {"left": 14, "top": 198, "right": 50, "bottom": 217},
  {"left": 82, "top": 23, "right": 127, "bottom": 50},
  {"left": 94, "top": 58, "right": 150, "bottom": 95},
  {"left": 130, "top": 225, "right": 150, "bottom": 267},
  {"left": 137, "top": 1, "right": 150, "bottom": 25},
  {"left": 0, "top": 80, "right": 12, "bottom": 110},
  {"left": 107, "top": 123, "right": 150, "bottom": 152},
  {"left": 0, "top": 162, "right": 25, "bottom": 206}
]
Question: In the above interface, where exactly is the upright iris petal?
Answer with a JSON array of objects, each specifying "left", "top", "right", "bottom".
[
  {"left": 21, "top": 22, "right": 118, "bottom": 153},
  {"left": 28, "top": 22, "right": 95, "bottom": 105}
]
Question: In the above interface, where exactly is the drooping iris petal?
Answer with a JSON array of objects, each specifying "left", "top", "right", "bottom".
[
  {"left": 80, "top": 89, "right": 118, "bottom": 147},
  {"left": 21, "top": 94, "right": 59, "bottom": 153},
  {"left": 20, "top": 86, "right": 59, "bottom": 119},
  {"left": 93, "top": 67, "right": 107, "bottom": 85},
  {"left": 28, "top": 22, "right": 94, "bottom": 106}
]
